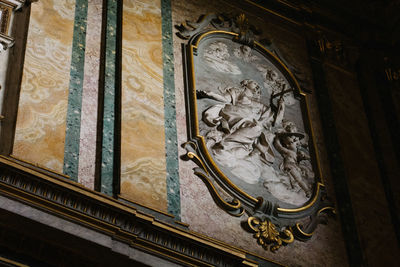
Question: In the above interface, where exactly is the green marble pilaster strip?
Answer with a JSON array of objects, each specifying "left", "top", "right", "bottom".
[
  {"left": 63, "top": 0, "right": 89, "bottom": 181},
  {"left": 100, "top": 0, "right": 118, "bottom": 196},
  {"left": 161, "top": 0, "right": 181, "bottom": 219}
]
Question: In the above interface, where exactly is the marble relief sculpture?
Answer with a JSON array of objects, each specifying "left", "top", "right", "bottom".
[
  {"left": 178, "top": 13, "right": 332, "bottom": 251},
  {"left": 195, "top": 39, "right": 314, "bottom": 203}
]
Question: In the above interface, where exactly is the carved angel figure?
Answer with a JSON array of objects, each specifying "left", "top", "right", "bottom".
[
  {"left": 233, "top": 45, "right": 258, "bottom": 62},
  {"left": 198, "top": 79, "right": 285, "bottom": 184},
  {"left": 203, "top": 41, "right": 241, "bottom": 74}
]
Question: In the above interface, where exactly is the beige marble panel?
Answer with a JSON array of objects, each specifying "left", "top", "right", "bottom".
[
  {"left": 12, "top": 0, "right": 75, "bottom": 173},
  {"left": 120, "top": 0, "right": 167, "bottom": 211}
]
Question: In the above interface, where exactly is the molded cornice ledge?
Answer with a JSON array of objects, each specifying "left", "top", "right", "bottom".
[
  {"left": 0, "top": 156, "right": 275, "bottom": 267},
  {"left": 0, "top": 33, "right": 14, "bottom": 51}
]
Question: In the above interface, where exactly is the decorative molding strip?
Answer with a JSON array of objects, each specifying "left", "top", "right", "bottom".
[
  {"left": 0, "top": 32, "right": 13, "bottom": 51},
  {"left": 0, "top": 156, "right": 280, "bottom": 266}
]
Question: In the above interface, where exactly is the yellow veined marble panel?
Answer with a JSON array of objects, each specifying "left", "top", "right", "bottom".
[
  {"left": 12, "top": 0, "right": 75, "bottom": 173},
  {"left": 121, "top": 0, "right": 167, "bottom": 211}
]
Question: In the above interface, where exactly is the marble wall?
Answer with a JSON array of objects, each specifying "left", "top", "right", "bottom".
[
  {"left": 120, "top": 0, "right": 168, "bottom": 211},
  {"left": 13, "top": 0, "right": 76, "bottom": 173},
  {"left": 11, "top": 0, "right": 102, "bottom": 186}
]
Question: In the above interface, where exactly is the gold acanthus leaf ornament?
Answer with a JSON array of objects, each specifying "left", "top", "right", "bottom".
[{"left": 247, "top": 217, "right": 294, "bottom": 252}]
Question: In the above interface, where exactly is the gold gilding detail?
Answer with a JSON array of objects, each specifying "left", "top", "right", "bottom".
[
  {"left": 187, "top": 152, "right": 209, "bottom": 175},
  {"left": 0, "top": 256, "right": 29, "bottom": 267},
  {"left": 248, "top": 217, "right": 294, "bottom": 252},
  {"left": 318, "top": 206, "right": 336, "bottom": 215},
  {"left": 277, "top": 182, "right": 324, "bottom": 213},
  {"left": 295, "top": 223, "right": 314, "bottom": 237}
]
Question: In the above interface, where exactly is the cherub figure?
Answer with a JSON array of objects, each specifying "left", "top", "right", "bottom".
[{"left": 273, "top": 121, "right": 312, "bottom": 197}]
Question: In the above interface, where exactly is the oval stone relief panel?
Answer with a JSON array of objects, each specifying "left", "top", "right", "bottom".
[
  {"left": 186, "top": 31, "right": 320, "bottom": 209},
  {"left": 179, "top": 15, "right": 332, "bottom": 249}
]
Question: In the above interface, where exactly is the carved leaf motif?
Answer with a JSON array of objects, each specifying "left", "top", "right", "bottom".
[{"left": 248, "top": 217, "right": 294, "bottom": 252}]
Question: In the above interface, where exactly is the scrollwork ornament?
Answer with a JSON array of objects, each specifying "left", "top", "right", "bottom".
[{"left": 247, "top": 217, "right": 294, "bottom": 252}]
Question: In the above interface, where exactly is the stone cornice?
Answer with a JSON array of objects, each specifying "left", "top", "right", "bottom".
[{"left": 0, "top": 156, "right": 280, "bottom": 267}]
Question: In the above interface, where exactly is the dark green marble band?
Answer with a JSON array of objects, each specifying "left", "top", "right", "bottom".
[
  {"left": 100, "top": 0, "right": 118, "bottom": 196},
  {"left": 63, "top": 0, "right": 89, "bottom": 181},
  {"left": 161, "top": 0, "right": 181, "bottom": 219}
]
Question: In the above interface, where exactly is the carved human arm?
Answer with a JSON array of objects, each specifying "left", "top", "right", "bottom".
[
  {"left": 274, "top": 98, "right": 285, "bottom": 127},
  {"left": 273, "top": 135, "right": 290, "bottom": 155},
  {"left": 196, "top": 89, "right": 231, "bottom": 102}
]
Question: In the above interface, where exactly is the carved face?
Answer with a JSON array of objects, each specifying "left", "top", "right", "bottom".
[
  {"left": 240, "top": 45, "right": 252, "bottom": 57},
  {"left": 266, "top": 69, "right": 279, "bottom": 81},
  {"left": 205, "top": 41, "right": 230, "bottom": 60},
  {"left": 282, "top": 135, "right": 299, "bottom": 150},
  {"left": 241, "top": 79, "right": 261, "bottom": 97},
  {"left": 283, "top": 121, "right": 297, "bottom": 133}
]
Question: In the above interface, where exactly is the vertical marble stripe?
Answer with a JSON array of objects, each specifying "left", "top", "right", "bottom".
[
  {"left": 13, "top": 0, "right": 75, "bottom": 173},
  {"left": 63, "top": 0, "right": 89, "bottom": 181},
  {"left": 78, "top": 0, "right": 103, "bottom": 189},
  {"left": 100, "top": 0, "right": 118, "bottom": 195},
  {"left": 161, "top": 0, "right": 180, "bottom": 219},
  {"left": 120, "top": 0, "right": 168, "bottom": 211}
]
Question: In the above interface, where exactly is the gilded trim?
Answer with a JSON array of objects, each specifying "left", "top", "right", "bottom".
[
  {"left": 277, "top": 182, "right": 324, "bottom": 213},
  {"left": 0, "top": 256, "right": 29, "bottom": 267},
  {"left": 294, "top": 223, "right": 314, "bottom": 237}
]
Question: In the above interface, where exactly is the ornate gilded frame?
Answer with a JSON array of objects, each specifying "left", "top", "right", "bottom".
[{"left": 179, "top": 15, "right": 333, "bottom": 251}]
